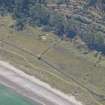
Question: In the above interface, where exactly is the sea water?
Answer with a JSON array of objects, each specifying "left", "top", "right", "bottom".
[{"left": 0, "top": 84, "right": 41, "bottom": 105}]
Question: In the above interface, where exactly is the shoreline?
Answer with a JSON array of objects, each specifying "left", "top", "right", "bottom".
[
  {"left": 0, "top": 60, "right": 83, "bottom": 105},
  {"left": 0, "top": 77, "right": 46, "bottom": 105},
  {"left": 0, "top": 83, "right": 42, "bottom": 105}
]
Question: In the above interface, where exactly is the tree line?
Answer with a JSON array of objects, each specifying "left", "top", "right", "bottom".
[{"left": 0, "top": 0, "right": 105, "bottom": 53}]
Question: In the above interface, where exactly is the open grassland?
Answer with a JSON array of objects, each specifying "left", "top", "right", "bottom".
[{"left": 0, "top": 16, "right": 105, "bottom": 105}]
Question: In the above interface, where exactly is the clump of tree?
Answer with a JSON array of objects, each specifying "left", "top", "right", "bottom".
[
  {"left": 81, "top": 31, "right": 105, "bottom": 52},
  {"left": 56, "top": 0, "right": 65, "bottom": 7},
  {"left": 87, "top": 0, "right": 97, "bottom": 6},
  {"left": 87, "top": 0, "right": 105, "bottom": 12}
]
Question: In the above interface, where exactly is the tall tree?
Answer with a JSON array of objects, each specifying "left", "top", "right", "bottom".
[{"left": 65, "top": 0, "right": 70, "bottom": 8}]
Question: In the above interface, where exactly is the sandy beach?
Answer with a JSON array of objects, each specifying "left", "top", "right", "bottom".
[{"left": 0, "top": 61, "right": 83, "bottom": 105}]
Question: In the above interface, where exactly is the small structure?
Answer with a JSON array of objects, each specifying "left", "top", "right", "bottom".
[
  {"left": 41, "top": 36, "right": 47, "bottom": 40},
  {"left": 39, "top": 34, "right": 48, "bottom": 41},
  {"left": 37, "top": 54, "right": 42, "bottom": 60}
]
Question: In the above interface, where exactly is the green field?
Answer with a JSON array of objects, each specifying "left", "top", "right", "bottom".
[
  {"left": 0, "top": 16, "right": 105, "bottom": 105},
  {"left": 0, "top": 84, "right": 40, "bottom": 105}
]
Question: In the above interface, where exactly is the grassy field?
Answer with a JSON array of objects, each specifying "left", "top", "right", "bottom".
[
  {"left": 0, "top": 16, "right": 105, "bottom": 105},
  {"left": 0, "top": 84, "right": 40, "bottom": 105}
]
